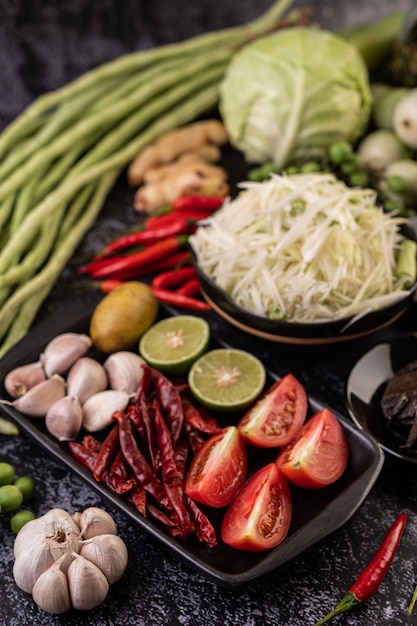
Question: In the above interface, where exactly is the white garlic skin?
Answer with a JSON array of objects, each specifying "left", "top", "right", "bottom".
[
  {"left": 66, "top": 357, "right": 108, "bottom": 405},
  {"left": 104, "top": 351, "right": 145, "bottom": 393},
  {"left": 40, "top": 332, "right": 92, "bottom": 377},
  {"left": 68, "top": 555, "right": 109, "bottom": 611},
  {"left": 82, "top": 389, "right": 132, "bottom": 432},
  {"left": 32, "top": 556, "right": 72, "bottom": 614},
  {"left": 80, "top": 534, "right": 128, "bottom": 585},
  {"left": 4, "top": 374, "right": 66, "bottom": 418},
  {"left": 4, "top": 361, "right": 46, "bottom": 398},
  {"left": 75, "top": 506, "right": 118, "bottom": 539},
  {"left": 45, "top": 395, "right": 83, "bottom": 441},
  {"left": 13, "top": 509, "right": 81, "bottom": 593}
]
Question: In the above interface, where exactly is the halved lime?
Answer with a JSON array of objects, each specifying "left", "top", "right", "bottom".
[
  {"left": 188, "top": 348, "right": 266, "bottom": 413},
  {"left": 139, "top": 315, "right": 210, "bottom": 375}
]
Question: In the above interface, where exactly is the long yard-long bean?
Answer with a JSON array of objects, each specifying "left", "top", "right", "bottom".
[{"left": 0, "top": 0, "right": 294, "bottom": 356}]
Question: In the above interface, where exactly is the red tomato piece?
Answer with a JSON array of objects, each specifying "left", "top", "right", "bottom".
[
  {"left": 276, "top": 408, "right": 349, "bottom": 489},
  {"left": 237, "top": 374, "right": 308, "bottom": 448},
  {"left": 184, "top": 426, "right": 247, "bottom": 508},
  {"left": 221, "top": 463, "right": 292, "bottom": 552}
]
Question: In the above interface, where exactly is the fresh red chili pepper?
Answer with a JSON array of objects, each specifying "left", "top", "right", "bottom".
[
  {"left": 171, "top": 194, "right": 226, "bottom": 212},
  {"left": 177, "top": 277, "right": 201, "bottom": 297},
  {"left": 99, "top": 219, "right": 196, "bottom": 257},
  {"left": 99, "top": 251, "right": 191, "bottom": 282},
  {"left": 314, "top": 512, "right": 407, "bottom": 625},
  {"left": 152, "top": 266, "right": 196, "bottom": 289},
  {"left": 90, "top": 235, "right": 188, "bottom": 279},
  {"left": 151, "top": 286, "right": 210, "bottom": 311},
  {"left": 144, "top": 208, "right": 212, "bottom": 230},
  {"left": 93, "top": 422, "right": 120, "bottom": 482}
]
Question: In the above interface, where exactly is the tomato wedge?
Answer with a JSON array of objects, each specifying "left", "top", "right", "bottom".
[
  {"left": 184, "top": 426, "right": 247, "bottom": 508},
  {"left": 221, "top": 463, "right": 292, "bottom": 551},
  {"left": 276, "top": 408, "right": 349, "bottom": 489},
  {"left": 237, "top": 374, "right": 308, "bottom": 448}
]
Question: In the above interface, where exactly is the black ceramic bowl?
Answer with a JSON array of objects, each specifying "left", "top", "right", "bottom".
[
  {"left": 346, "top": 334, "right": 417, "bottom": 464},
  {"left": 190, "top": 219, "right": 417, "bottom": 346}
]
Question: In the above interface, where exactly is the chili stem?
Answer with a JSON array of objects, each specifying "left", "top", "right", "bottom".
[{"left": 407, "top": 584, "right": 417, "bottom": 616}]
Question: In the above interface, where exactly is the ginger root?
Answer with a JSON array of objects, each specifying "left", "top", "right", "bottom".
[
  {"left": 127, "top": 119, "right": 228, "bottom": 186},
  {"left": 134, "top": 156, "right": 229, "bottom": 213}
]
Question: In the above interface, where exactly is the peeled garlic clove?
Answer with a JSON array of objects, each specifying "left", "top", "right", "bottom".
[
  {"left": 4, "top": 361, "right": 46, "bottom": 398},
  {"left": 32, "top": 555, "right": 72, "bottom": 614},
  {"left": 40, "top": 332, "right": 92, "bottom": 377},
  {"left": 104, "top": 351, "right": 145, "bottom": 393},
  {"left": 45, "top": 395, "right": 83, "bottom": 441},
  {"left": 80, "top": 533, "right": 128, "bottom": 585},
  {"left": 2, "top": 374, "right": 66, "bottom": 418},
  {"left": 68, "top": 554, "right": 109, "bottom": 610},
  {"left": 77, "top": 507, "right": 117, "bottom": 539},
  {"left": 66, "top": 357, "right": 108, "bottom": 404},
  {"left": 82, "top": 390, "right": 132, "bottom": 432}
]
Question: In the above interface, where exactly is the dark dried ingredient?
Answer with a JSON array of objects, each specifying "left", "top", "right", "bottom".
[{"left": 381, "top": 359, "right": 417, "bottom": 448}]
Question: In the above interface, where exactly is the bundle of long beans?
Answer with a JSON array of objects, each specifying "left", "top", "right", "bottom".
[{"left": 0, "top": 0, "right": 298, "bottom": 358}]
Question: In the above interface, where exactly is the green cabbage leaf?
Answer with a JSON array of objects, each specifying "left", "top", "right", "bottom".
[{"left": 220, "top": 27, "right": 372, "bottom": 168}]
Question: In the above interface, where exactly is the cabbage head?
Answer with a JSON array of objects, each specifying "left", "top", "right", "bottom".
[{"left": 219, "top": 27, "right": 372, "bottom": 168}]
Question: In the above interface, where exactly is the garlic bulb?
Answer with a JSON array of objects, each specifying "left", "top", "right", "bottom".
[
  {"left": 13, "top": 506, "right": 128, "bottom": 614},
  {"left": 13, "top": 508, "right": 81, "bottom": 593},
  {"left": 104, "top": 351, "right": 145, "bottom": 393},
  {"left": 80, "top": 534, "right": 128, "bottom": 585},
  {"left": 75, "top": 506, "right": 117, "bottom": 539},
  {"left": 82, "top": 389, "right": 132, "bottom": 432},
  {"left": 1, "top": 374, "right": 66, "bottom": 417},
  {"left": 40, "top": 332, "right": 92, "bottom": 377},
  {"left": 4, "top": 361, "right": 46, "bottom": 398},
  {"left": 66, "top": 357, "right": 108, "bottom": 404},
  {"left": 45, "top": 395, "right": 83, "bottom": 441}
]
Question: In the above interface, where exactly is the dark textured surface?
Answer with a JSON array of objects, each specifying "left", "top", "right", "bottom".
[{"left": 1, "top": 1, "right": 417, "bottom": 625}]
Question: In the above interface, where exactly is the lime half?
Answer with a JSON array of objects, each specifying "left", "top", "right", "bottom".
[
  {"left": 139, "top": 315, "right": 210, "bottom": 375},
  {"left": 188, "top": 348, "right": 266, "bottom": 413}
]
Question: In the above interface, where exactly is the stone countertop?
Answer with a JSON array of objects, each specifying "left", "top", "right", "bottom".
[{"left": 1, "top": 1, "right": 417, "bottom": 625}]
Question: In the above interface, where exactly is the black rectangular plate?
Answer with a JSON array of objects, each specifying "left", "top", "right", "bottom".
[{"left": 0, "top": 306, "right": 384, "bottom": 588}]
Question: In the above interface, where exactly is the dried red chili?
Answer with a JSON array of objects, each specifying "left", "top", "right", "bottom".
[
  {"left": 114, "top": 411, "right": 168, "bottom": 507},
  {"left": 93, "top": 421, "right": 120, "bottom": 482},
  {"left": 150, "top": 367, "right": 184, "bottom": 445},
  {"left": 315, "top": 512, "right": 407, "bottom": 625},
  {"left": 182, "top": 398, "right": 222, "bottom": 435},
  {"left": 68, "top": 441, "right": 98, "bottom": 473},
  {"left": 107, "top": 450, "right": 136, "bottom": 496},
  {"left": 187, "top": 497, "right": 218, "bottom": 548}
]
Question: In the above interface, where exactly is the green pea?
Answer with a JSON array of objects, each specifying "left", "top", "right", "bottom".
[
  {"left": 328, "top": 141, "right": 353, "bottom": 164},
  {"left": 300, "top": 161, "right": 321, "bottom": 173},
  {"left": 0, "top": 484, "right": 23, "bottom": 512},
  {"left": 14, "top": 476, "right": 35, "bottom": 502},
  {"left": 10, "top": 509, "right": 36, "bottom": 534},
  {"left": 0, "top": 462, "right": 15, "bottom": 486},
  {"left": 349, "top": 171, "right": 369, "bottom": 188},
  {"left": 387, "top": 175, "right": 406, "bottom": 194}
]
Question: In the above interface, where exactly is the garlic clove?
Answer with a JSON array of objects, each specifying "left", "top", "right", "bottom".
[
  {"left": 45, "top": 395, "right": 83, "bottom": 441},
  {"left": 66, "top": 356, "right": 108, "bottom": 405},
  {"left": 40, "top": 332, "right": 92, "bottom": 377},
  {"left": 82, "top": 390, "right": 132, "bottom": 432},
  {"left": 32, "top": 555, "right": 73, "bottom": 614},
  {"left": 76, "top": 506, "right": 118, "bottom": 539},
  {"left": 2, "top": 374, "right": 66, "bottom": 418},
  {"left": 4, "top": 361, "right": 46, "bottom": 398},
  {"left": 80, "top": 533, "right": 128, "bottom": 585},
  {"left": 103, "top": 351, "right": 145, "bottom": 393},
  {"left": 68, "top": 554, "right": 109, "bottom": 610}
]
